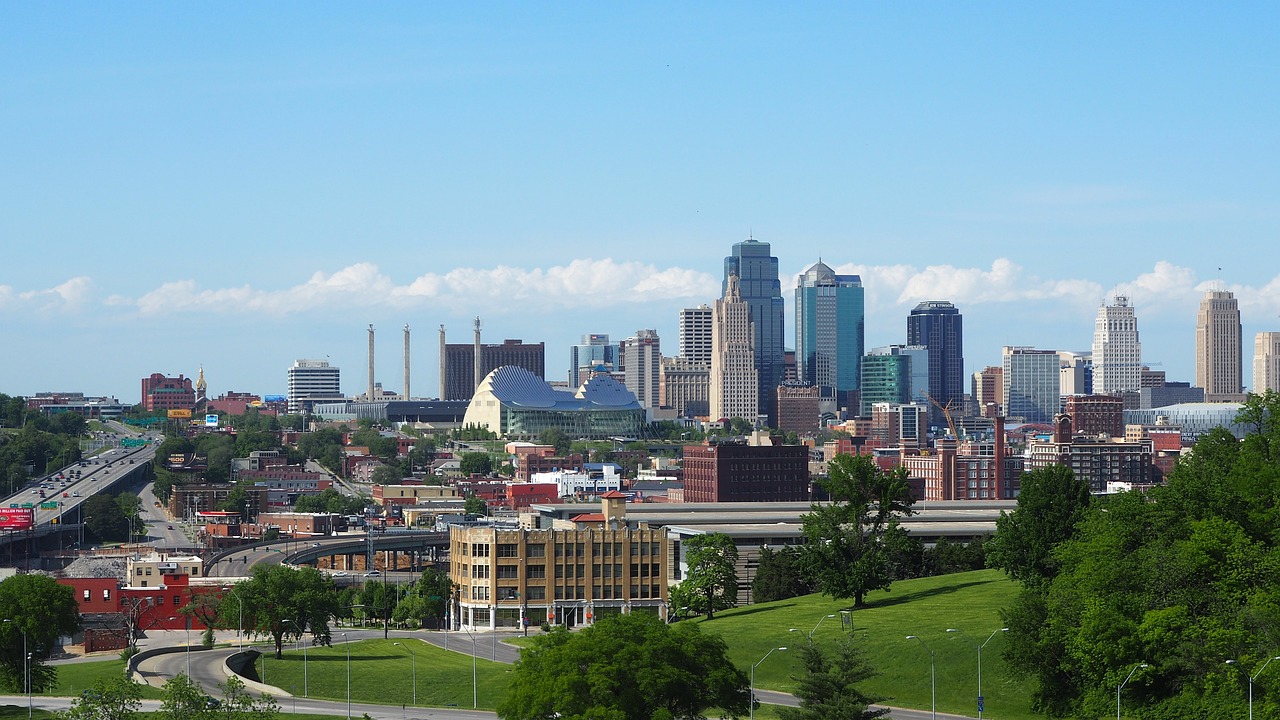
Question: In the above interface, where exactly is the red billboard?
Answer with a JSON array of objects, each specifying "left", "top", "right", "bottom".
[{"left": 0, "top": 508, "right": 35, "bottom": 530}]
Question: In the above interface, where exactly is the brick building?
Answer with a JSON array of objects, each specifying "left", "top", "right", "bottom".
[
  {"left": 681, "top": 441, "right": 809, "bottom": 503},
  {"left": 141, "top": 373, "right": 196, "bottom": 412}
]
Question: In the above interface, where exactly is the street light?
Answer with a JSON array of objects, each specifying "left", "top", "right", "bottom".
[
  {"left": 906, "top": 635, "right": 936, "bottom": 720},
  {"left": 750, "top": 647, "right": 788, "bottom": 720},
  {"left": 1227, "top": 656, "right": 1280, "bottom": 720},
  {"left": 168, "top": 616, "right": 191, "bottom": 678},
  {"left": 460, "top": 626, "right": 478, "bottom": 709},
  {"left": 3, "top": 619, "right": 30, "bottom": 720},
  {"left": 221, "top": 587, "right": 244, "bottom": 651},
  {"left": 1117, "top": 662, "right": 1148, "bottom": 720},
  {"left": 947, "top": 627, "right": 1008, "bottom": 719},
  {"left": 283, "top": 619, "right": 307, "bottom": 697},
  {"left": 341, "top": 632, "right": 351, "bottom": 720},
  {"left": 807, "top": 614, "right": 837, "bottom": 640},
  {"left": 393, "top": 642, "right": 416, "bottom": 705}
]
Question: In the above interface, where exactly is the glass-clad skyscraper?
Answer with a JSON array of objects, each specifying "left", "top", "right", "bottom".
[
  {"left": 724, "top": 237, "right": 785, "bottom": 426},
  {"left": 907, "top": 301, "right": 964, "bottom": 427},
  {"left": 795, "top": 260, "right": 864, "bottom": 408}
]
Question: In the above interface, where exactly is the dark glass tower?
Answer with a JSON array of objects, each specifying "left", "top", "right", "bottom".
[
  {"left": 906, "top": 301, "right": 964, "bottom": 427},
  {"left": 724, "top": 237, "right": 785, "bottom": 427}
]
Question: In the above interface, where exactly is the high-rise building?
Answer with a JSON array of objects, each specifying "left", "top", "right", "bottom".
[
  {"left": 795, "top": 260, "right": 864, "bottom": 402},
  {"left": 659, "top": 357, "right": 710, "bottom": 418},
  {"left": 440, "top": 323, "right": 545, "bottom": 401},
  {"left": 710, "top": 274, "right": 759, "bottom": 423},
  {"left": 1002, "top": 347, "right": 1061, "bottom": 423},
  {"left": 907, "top": 301, "right": 964, "bottom": 426},
  {"left": 972, "top": 365, "right": 1004, "bottom": 416},
  {"left": 140, "top": 373, "right": 196, "bottom": 413},
  {"left": 678, "top": 305, "right": 713, "bottom": 369},
  {"left": 1092, "top": 296, "right": 1142, "bottom": 395},
  {"left": 569, "top": 334, "right": 615, "bottom": 388},
  {"left": 1195, "top": 289, "right": 1243, "bottom": 401},
  {"left": 1255, "top": 332, "right": 1280, "bottom": 394},
  {"left": 723, "top": 237, "right": 785, "bottom": 426},
  {"left": 286, "top": 360, "right": 342, "bottom": 414},
  {"left": 860, "top": 345, "right": 928, "bottom": 416},
  {"left": 620, "top": 329, "right": 661, "bottom": 411}
]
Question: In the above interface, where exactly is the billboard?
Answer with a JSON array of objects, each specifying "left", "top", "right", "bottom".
[
  {"left": 204, "top": 414, "right": 219, "bottom": 427},
  {"left": 168, "top": 409, "right": 193, "bottom": 419},
  {"left": 264, "top": 395, "right": 286, "bottom": 404},
  {"left": 0, "top": 508, "right": 34, "bottom": 530}
]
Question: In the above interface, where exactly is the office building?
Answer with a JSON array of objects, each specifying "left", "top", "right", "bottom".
[
  {"left": 659, "top": 357, "right": 710, "bottom": 418},
  {"left": 1254, "top": 332, "right": 1280, "bottom": 393},
  {"left": 1026, "top": 415, "right": 1154, "bottom": 493},
  {"left": 710, "top": 274, "right": 759, "bottom": 423},
  {"left": 907, "top": 301, "right": 964, "bottom": 426},
  {"left": 140, "top": 373, "right": 196, "bottom": 413},
  {"left": 1092, "top": 296, "right": 1142, "bottom": 394},
  {"left": 441, "top": 321, "right": 545, "bottom": 401},
  {"left": 861, "top": 345, "right": 929, "bottom": 416},
  {"left": 1059, "top": 351, "right": 1092, "bottom": 397},
  {"left": 678, "top": 305, "right": 713, "bottom": 368},
  {"left": 723, "top": 237, "right": 785, "bottom": 426},
  {"left": 285, "top": 360, "right": 342, "bottom": 414},
  {"left": 972, "top": 366, "right": 1003, "bottom": 417},
  {"left": 869, "top": 402, "right": 928, "bottom": 448},
  {"left": 777, "top": 384, "right": 822, "bottom": 435},
  {"left": 1063, "top": 394, "right": 1124, "bottom": 438},
  {"left": 1002, "top": 347, "right": 1061, "bottom": 423},
  {"left": 681, "top": 441, "right": 810, "bottom": 503},
  {"left": 795, "top": 260, "right": 864, "bottom": 403},
  {"left": 619, "top": 330, "right": 661, "bottom": 411},
  {"left": 568, "top": 334, "right": 616, "bottom": 388},
  {"left": 1196, "top": 289, "right": 1244, "bottom": 402}
]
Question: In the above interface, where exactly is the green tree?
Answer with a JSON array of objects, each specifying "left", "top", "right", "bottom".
[
  {"left": 357, "top": 580, "right": 399, "bottom": 639},
  {"left": 0, "top": 573, "right": 81, "bottom": 692},
  {"left": 464, "top": 494, "right": 488, "bottom": 517},
  {"left": 752, "top": 546, "right": 813, "bottom": 603},
  {"left": 670, "top": 532, "right": 738, "bottom": 619},
  {"left": 537, "top": 428, "right": 571, "bottom": 456},
  {"left": 225, "top": 565, "right": 339, "bottom": 658},
  {"left": 727, "top": 417, "right": 754, "bottom": 435},
  {"left": 498, "top": 612, "right": 750, "bottom": 720},
  {"left": 799, "top": 454, "right": 916, "bottom": 606},
  {"left": 56, "top": 675, "right": 142, "bottom": 720},
  {"left": 777, "top": 635, "right": 889, "bottom": 720},
  {"left": 216, "top": 486, "right": 252, "bottom": 520},
  {"left": 370, "top": 463, "right": 402, "bottom": 485},
  {"left": 162, "top": 674, "right": 279, "bottom": 720},
  {"left": 459, "top": 452, "right": 492, "bottom": 476},
  {"left": 986, "top": 464, "right": 1091, "bottom": 588},
  {"left": 83, "top": 493, "right": 130, "bottom": 542}
]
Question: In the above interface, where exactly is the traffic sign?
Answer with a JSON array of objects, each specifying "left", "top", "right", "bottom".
[{"left": 978, "top": 696, "right": 984, "bottom": 712}]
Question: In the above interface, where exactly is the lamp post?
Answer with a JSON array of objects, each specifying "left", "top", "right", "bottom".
[
  {"left": 750, "top": 647, "right": 788, "bottom": 720},
  {"left": 283, "top": 619, "right": 307, "bottom": 697},
  {"left": 4, "top": 620, "right": 30, "bottom": 720},
  {"left": 341, "top": 632, "right": 351, "bottom": 720},
  {"left": 168, "top": 616, "right": 191, "bottom": 678},
  {"left": 1227, "top": 656, "right": 1280, "bottom": 720},
  {"left": 947, "top": 627, "right": 1008, "bottom": 719},
  {"left": 807, "top": 614, "right": 837, "bottom": 641},
  {"left": 393, "top": 642, "right": 416, "bottom": 705},
  {"left": 221, "top": 587, "right": 244, "bottom": 651},
  {"left": 1117, "top": 662, "right": 1148, "bottom": 720},
  {"left": 906, "top": 635, "right": 936, "bottom": 720},
  {"left": 460, "top": 626, "right": 478, "bottom": 709}
]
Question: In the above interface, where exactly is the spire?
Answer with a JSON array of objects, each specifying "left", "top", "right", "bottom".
[
  {"left": 725, "top": 273, "right": 741, "bottom": 301},
  {"left": 195, "top": 365, "right": 207, "bottom": 399}
]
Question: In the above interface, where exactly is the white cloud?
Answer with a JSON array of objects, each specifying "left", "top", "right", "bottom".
[
  {"left": 827, "top": 258, "right": 1104, "bottom": 310},
  {"left": 0, "top": 276, "right": 94, "bottom": 313}
]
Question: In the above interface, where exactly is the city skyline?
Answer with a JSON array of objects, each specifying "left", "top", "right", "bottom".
[{"left": 2, "top": 5, "right": 1278, "bottom": 400}]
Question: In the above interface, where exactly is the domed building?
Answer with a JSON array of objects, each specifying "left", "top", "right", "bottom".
[{"left": 463, "top": 366, "right": 646, "bottom": 439}]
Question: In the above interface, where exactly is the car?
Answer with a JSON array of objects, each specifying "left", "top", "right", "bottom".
[
  {"left": 167, "top": 525, "right": 173, "bottom": 530},
  {"left": 364, "top": 570, "right": 381, "bottom": 577},
  {"left": 333, "top": 571, "right": 348, "bottom": 577},
  {"left": 71, "top": 491, "right": 79, "bottom": 497},
  {"left": 312, "top": 542, "right": 321, "bottom": 547}
]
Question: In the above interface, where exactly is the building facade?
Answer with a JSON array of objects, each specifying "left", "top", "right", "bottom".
[
  {"left": 681, "top": 442, "right": 809, "bottom": 503},
  {"left": 659, "top": 357, "right": 710, "bottom": 418},
  {"left": 678, "top": 305, "right": 713, "bottom": 369},
  {"left": 776, "top": 384, "right": 822, "bottom": 435},
  {"left": 1025, "top": 415, "right": 1154, "bottom": 492},
  {"left": 619, "top": 329, "right": 661, "bottom": 411},
  {"left": 907, "top": 301, "right": 964, "bottom": 427},
  {"left": 1254, "top": 332, "right": 1280, "bottom": 393},
  {"left": 710, "top": 274, "right": 759, "bottom": 423},
  {"left": 861, "top": 345, "right": 928, "bottom": 415},
  {"left": 140, "top": 373, "right": 196, "bottom": 413},
  {"left": 568, "top": 334, "right": 615, "bottom": 388},
  {"left": 1063, "top": 394, "right": 1125, "bottom": 438},
  {"left": 972, "top": 365, "right": 1004, "bottom": 416},
  {"left": 723, "top": 237, "right": 785, "bottom": 426},
  {"left": 1092, "top": 296, "right": 1143, "bottom": 394},
  {"left": 795, "top": 260, "right": 864, "bottom": 403},
  {"left": 442, "top": 336, "right": 546, "bottom": 402},
  {"left": 1002, "top": 347, "right": 1061, "bottom": 423},
  {"left": 1196, "top": 289, "right": 1244, "bottom": 401},
  {"left": 286, "top": 360, "right": 342, "bottom": 414},
  {"left": 462, "top": 366, "right": 645, "bottom": 439}
]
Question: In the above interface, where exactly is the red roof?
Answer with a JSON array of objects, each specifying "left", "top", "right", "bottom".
[
  {"left": 570, "top": 513, "right": 606, "bottom": 523},
  {"left": 599, "top": 490, "right": 628, "bottom": 499}
]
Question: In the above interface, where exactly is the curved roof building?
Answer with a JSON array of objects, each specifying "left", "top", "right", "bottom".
[{"left": 463, "top": 366, "right": 646, "bottom": 439}]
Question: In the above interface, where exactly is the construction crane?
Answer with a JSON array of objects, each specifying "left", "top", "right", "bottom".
[{"left": 924, "top": 392, "right": 960, "bottom": 441}]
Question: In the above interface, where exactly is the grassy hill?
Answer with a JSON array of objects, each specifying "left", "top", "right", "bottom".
[{"left": 690, "top": 568, "right": 1041, "bottom": 720}]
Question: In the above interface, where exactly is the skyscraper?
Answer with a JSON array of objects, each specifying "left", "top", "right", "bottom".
[
  {"left": 710, "top": 274, "right": 759, "bottom": 423},
  {"left": 1092, "top": 296, "right": 1142, "bottom": 395},
  {"left": 678, "top": 305, "right": 713, "bottom": 369},
  {"left": 286, "top": 359, "right": 342, "bottom": 414},
  {"left": 906, "top": 301, "right": 964, "bottom": 426},
  {"left": 723, "top": 237, "right": 784, "bottom": 426},
  {"left": 795, "top": 260, "right": 864, "bottom": 404},
  {"left": 1002, "top": 346, "right": 1061, "bottom": 423},
  {"left": 1195, "top": 289, "right": 1243, "bottom": 401},
  {"left": 860, "top": 345, "right": 929, "bottom": 415},
  {"left": 620, "top": 329, "right": 661, "bottom": 411},
  {"left": 569, "top": 334, "right": 616, "bottom": 388},
  {"left": 1254, "top": 332, "right": 1280, "bottom": 394}
]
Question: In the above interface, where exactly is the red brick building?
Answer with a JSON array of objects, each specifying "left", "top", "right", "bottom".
[
  {"left": 1064, "top": 394, "right": 1125, "bottom": 439},
  {"left": 681, "top": 441, "right": 809, "bottom": 502},
  {"left": 141, "top": 373, "right": 196, "bottom": 412}
]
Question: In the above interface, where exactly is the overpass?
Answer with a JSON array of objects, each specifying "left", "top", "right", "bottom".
[{"left": 204, "top": 529, "right": 451, "bottom": 579}]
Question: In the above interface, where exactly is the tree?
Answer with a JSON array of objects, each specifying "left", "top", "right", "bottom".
[
  {"left": 497, "top": 612, "right": 750, "bottom": 720},
  {"left": 370, "top": 463, "right": 402, "bottom": 486},
  {"left": 537, "top": 428, "right": 571, "bottom": 456},
  {"left": 83, "top": 493, "right": 130, "bottom": 542},
  {"left": 161, "top": 673, "right": 278, "bottom": 720},
  {"left": 225, "top": 565, "right": 340, "bottom": 658},
  {"left": 671, "top": 532, "right": 738, "bottom": 619},
  {"left": 0, "top": 573, "right": 81, "bottom": 692},
  {"left": 395, "top": 568, "right": 452, "bottom": 629},
  {"left": 464, "top": 494, "right": 488, "bottom": 517},
  {"left": 799, "top": 454, "right": 916, "bottom": 606},
  {"left": 56, "top": 675, "right": 142, "bottom": 720},
  {"left": 459, "top": 452, "right": 492, "bottom": 476},
  {"left": 752, "top": 546, "right": 813, "bottom": 603},
  {"left": 357, "top": 580, "right": 399, "bottom": 639},
  {"left": 777, "top": 635, "right": 889, "bottom": 720},
  {"left": 986, "top": 464, "right": 1091, "bottom": 588}
]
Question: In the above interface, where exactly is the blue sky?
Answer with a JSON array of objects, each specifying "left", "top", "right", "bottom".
[{"left": 2, "top": 3, "right": 1278, "bottom": 402}]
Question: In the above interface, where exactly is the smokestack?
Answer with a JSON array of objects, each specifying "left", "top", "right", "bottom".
[
  {"left": 439, "top": 325, "right": 446, "bottom": 400},
  {"left": 473, "top": 316, "right": 482, "bottom": 391},
  {"left": 368, "top": 324, "right": 375, "bottom": 401},
  {"left": 994, "top": 414, "right": 1006, "bottom": 495},
  {"left": 403, "top": 324, "right": 411, "bottom": 401}
]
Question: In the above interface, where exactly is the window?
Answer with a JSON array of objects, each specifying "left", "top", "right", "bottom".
[
  {"left": 527, "top": 564, "right": 545, "bottom": 579},
  {"left": 83, "top": 589, "right": 90, "bottom": 601},
  {"left": 472, "top": 585, "right": 490, "bottom": 601},
  {"left": 555, "top": 543, "right": 565, "bottom": 558},
  {"left": 472, "top": 564, "right": 490, "bottom": 579},
  {"left": 103, "top": 589, "right": 110, "bottom": 600},
  {"left": 174, "top": 595, "right": 181, "bottom": 606},
  {"left": 497, "top": 544, "right": 518, "bottom": 558},
  {"left": 526, "top": 586, "right": 546, "bottom": 600},
  {"left": 157, "top": 596, "right": 164, "bottom": 605},
  {"left": 528, "top": 544, "right": 546, "bottom": 558},
  {"left": 497, "top": 566, "right": 519, "bottom": 579},
  {"left": 471, "top": 543, "right": 490, "bottom": 557}
]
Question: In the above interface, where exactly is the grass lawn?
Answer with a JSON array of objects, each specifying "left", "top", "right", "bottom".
[
  {"left": 248, "top": 638, "right": 510, "bottom": 711},
  {"left": 690, "top": 568, "right": 1039, "bottom": 720},
  {"left": 41, "top": 659, "right": 163, "bottom": 699}
]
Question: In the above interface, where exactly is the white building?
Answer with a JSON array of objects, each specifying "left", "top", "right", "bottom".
[
  {"left": 710, "top": 275, "right": 759, "bottom": 423},
  {"left": 1092, "top": 297, "right": 1142, "bottom": 394},
  {"left": 1002, "top": 346, "right": 1061, "bottom": 423},
  {"left": 1254, "top": 332, "right": 1280, "bottom": 394},
  {"left": 1196, "top": 289, "right": 1244, "bottom": 401},
  {"left": 286, "top": 359, "right": 343, "bottom": 414},
  {"left": 530, "top": 467, "right": 623, "bottom": 498},
  {"left": 679, "top": 305, "right": 713, "bottom": 368},
  {"left": 620, "top": 329, "right": 662, "bottom": 411}
]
